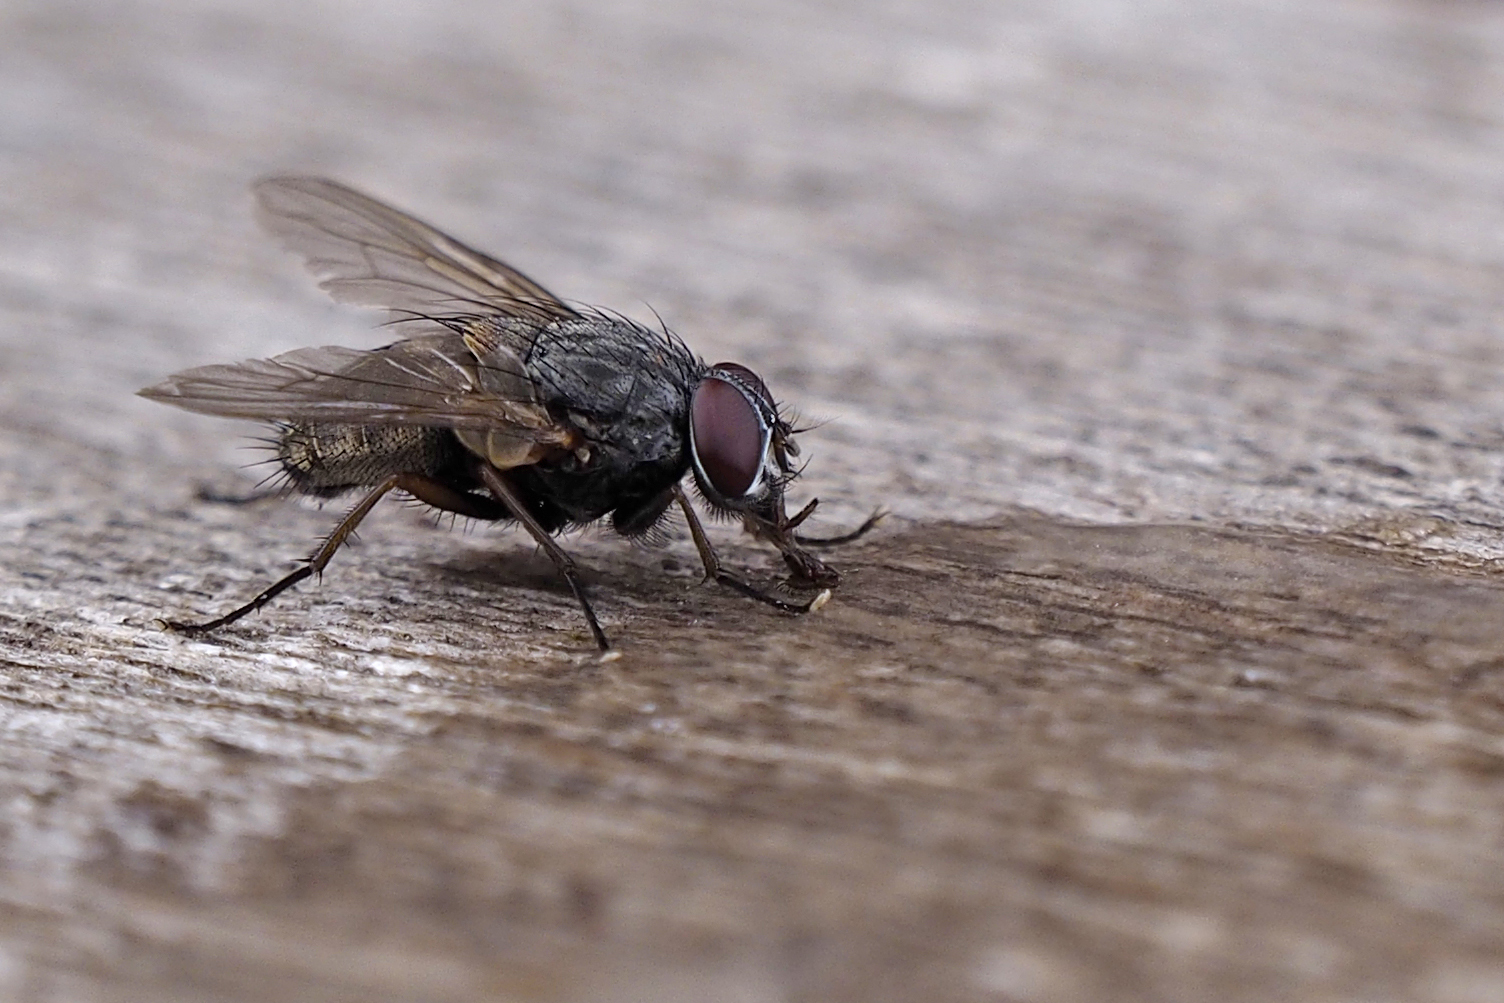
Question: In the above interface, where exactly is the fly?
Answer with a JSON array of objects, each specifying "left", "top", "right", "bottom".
[{"left": 139, "top": 177, "right": 880, "bottom": 650}]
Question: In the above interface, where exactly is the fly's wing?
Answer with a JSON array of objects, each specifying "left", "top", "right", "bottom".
[
  {"left": 254, "top": 176, "right": 578, "bottom": 324},
  {"left": 139, "top": 332, "right": 573, "bottom": 448}
]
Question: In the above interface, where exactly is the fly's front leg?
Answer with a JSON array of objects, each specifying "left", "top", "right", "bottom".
[
  {"left": 795, "top": 508, "right": 886, "bottom": 547},
  {"left": 477, "top": 464, "right": 611, "bottom": 651},
  {"left": 672, "top": 486, "right": 831, "bottom": 615},
  {"left": 778, "top": 498, "right": 886, "bottom": 546}
]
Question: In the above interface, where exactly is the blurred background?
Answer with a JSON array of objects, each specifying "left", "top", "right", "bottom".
[{"left": 9, "top": 0, "right": 1504, "bottom": 539}]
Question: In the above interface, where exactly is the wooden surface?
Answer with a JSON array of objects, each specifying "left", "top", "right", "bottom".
[{"left": 5, "top": 0, "right": 1504, "bottom": 1000}]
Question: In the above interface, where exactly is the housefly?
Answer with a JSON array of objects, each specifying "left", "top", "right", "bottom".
[{"left": 139, "top": 177, "right": 880, "bottom": 650}]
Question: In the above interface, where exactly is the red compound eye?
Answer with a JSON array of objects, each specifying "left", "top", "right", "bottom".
[
  {"left": 691, "top": 375, "right": 767, "bottom": 499},
  {"left": 712, "top": 362, "right": 773, "bottom": 409}
]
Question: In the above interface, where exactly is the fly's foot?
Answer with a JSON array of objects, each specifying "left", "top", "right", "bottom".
[{"left": 156, "top": 616, "right": 219, "bottom": 635}]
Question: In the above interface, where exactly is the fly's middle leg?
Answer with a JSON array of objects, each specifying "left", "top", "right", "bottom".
[{"left": 478, "top": 464, "right": 611, "bottom": 651}]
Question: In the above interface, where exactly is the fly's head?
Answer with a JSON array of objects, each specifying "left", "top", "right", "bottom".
[{"left": 688, "top": 363, "right": 839, "bottom": 589}]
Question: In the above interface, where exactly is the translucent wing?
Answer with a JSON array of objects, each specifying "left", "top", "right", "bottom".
[
  {"left": 139, "top": 332, "right": 566, "bottom": 438},
  {"left": 254, "top": 176, "right": 578, "bottom": 323}
]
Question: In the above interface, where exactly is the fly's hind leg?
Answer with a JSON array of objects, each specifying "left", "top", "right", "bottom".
[
  {"left": 672, "top": 486, "right": 832, "bottom": 615},
  {"left": 163, "top": 473, "right": 508, "bottom": 635}
]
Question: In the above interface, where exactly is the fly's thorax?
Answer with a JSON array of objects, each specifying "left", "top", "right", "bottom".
[
  {"left": 513, "top": 312, "right": 701, "bottom": 474},
  {"left": 497, "top": 316, "right": 701, "bottom": 528},
  {"left": 524, "top": 314, "right": 702, "bottom": 417}
]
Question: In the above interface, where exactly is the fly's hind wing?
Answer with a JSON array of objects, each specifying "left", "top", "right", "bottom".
[
  {"left": 138, "top": 332, "right": 573, "bottom": 460},
  {"left": 254, "top": 176, "right": 578, "bottom": 324}
]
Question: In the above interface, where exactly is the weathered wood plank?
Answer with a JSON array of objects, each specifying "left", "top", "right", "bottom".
[{"left": 5, "top": 1, "right": 1504, "bottom": 1000}]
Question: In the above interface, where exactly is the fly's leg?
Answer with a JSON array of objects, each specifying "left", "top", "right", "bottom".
[
  {"left": 781, "top": 496, "right": 886, "bottom": 546},
  {"left": 672, "top": 486, "right": 831, "bottom": 614},
  {"left": 164, "top": 473, "right": 511, "bottom": 635},
  {"left": 164, "top": 475, "right": 403, "bottom": 633},
  {"left": 477, "top": 464, "right": 611, "bottom": 652},
  {"left": 795, "top": 508, "right": 886, "bottom": 547},
  {"left": 399, "top": 477, "right": 513, "bottom": 521}
]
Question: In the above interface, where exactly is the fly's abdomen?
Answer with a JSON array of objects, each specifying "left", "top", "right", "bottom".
[{"left": 277, "top": 423, "right": 462, "bottom": 496}]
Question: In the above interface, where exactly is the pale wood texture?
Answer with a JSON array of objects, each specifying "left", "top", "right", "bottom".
[{"left": 5, "top": 1, "right": 1504, "bottom": 1000}]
